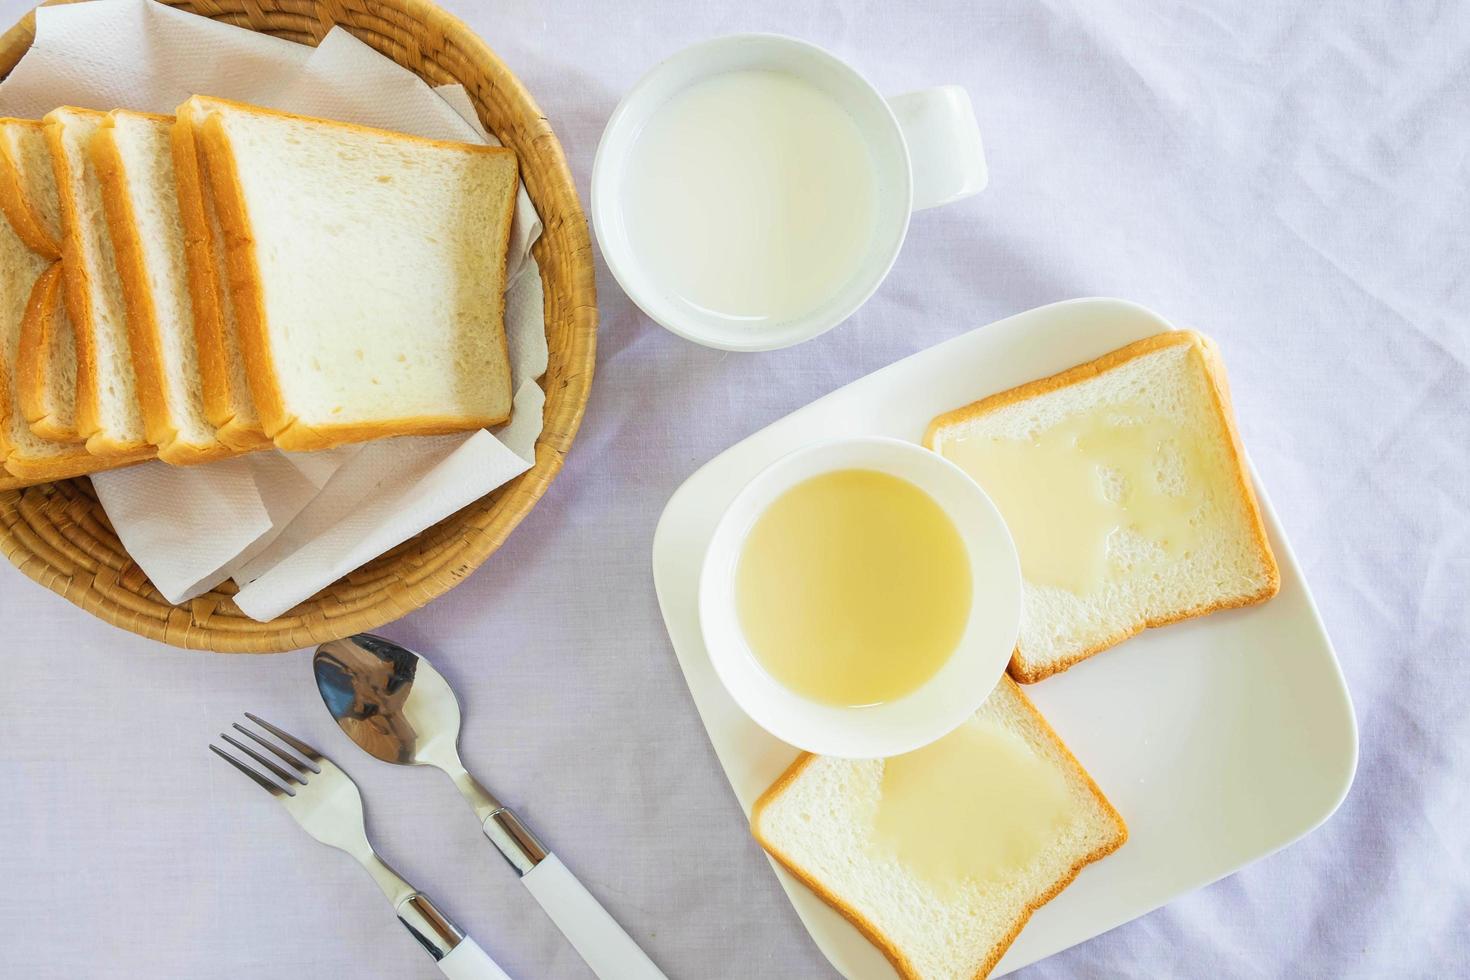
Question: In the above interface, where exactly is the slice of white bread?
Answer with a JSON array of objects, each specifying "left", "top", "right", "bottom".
[
  {"left": 752, "top": 678, "right": 1127, "bottom": 980},
  {"left": 92, "top": 110, "right": 233, "bottom": 465},
  {"left": 44, "top": 106, "right": 152, "bottom": 457},
  {"left": 2, "top": 263, "right": 145, "bottom": 482},
  {"left": 15, "top": 262, "right": 81, "bottom": 444},
  {"left": 0, "top": 118, "right": 62, "bottom": 259},
  {"left": 172, "top": 99, "right": 268, "bottom": 451},
  {"left": 0, "top": 237, "right": 86, "bottom": 478},
  {"left": 187, "top": 95, "right": 517, "bottom": 451},
  {"left": 926, "top": 332, "right": 1279, "bottom": 683},
  {"left": 0, "top": 119, "right": 79, "bottom": 443}
]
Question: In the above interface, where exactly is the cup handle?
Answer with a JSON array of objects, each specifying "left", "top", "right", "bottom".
[{"left": 887, "top": 85, "right": 988, "bottom": 211}]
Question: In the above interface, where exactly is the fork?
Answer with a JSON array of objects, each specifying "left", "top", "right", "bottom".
[{"left": 211, "top": 714, "right": 510, "bottom": 979}]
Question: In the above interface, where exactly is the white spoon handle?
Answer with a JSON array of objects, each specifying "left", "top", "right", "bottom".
[{"left": 521, "top": 854, "right": 666, "bottom": 980}]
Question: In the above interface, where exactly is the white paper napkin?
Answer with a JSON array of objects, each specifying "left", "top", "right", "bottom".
[
  {"left": 236, "top": 431, "right": 533, "bottom": 621},
  {"left": 91, "top": 455, "right": 273, "bottom": 601},
  {"left": 0, "top": 0, "right": 549, "bottom": 617}
]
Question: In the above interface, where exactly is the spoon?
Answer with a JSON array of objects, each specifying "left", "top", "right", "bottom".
[{"left": 314, "top": 633, "right": 666, "bottom": 980}]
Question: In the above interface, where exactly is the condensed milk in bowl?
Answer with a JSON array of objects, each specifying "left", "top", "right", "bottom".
[
  {"left": 593, "top": 34, "right": 987, "bottom": 351},
  {"left": 699, "top": 437, "right": 1021, "bottom": 758}
]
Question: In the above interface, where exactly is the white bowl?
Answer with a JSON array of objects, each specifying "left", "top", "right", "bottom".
[{"left": 698, "top": 437, "right": 1021, "bottom": 758}]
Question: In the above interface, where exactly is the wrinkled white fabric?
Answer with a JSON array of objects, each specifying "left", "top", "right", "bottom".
[{"left": 0, "top": 1, "right": 1465, "bottom": 978}]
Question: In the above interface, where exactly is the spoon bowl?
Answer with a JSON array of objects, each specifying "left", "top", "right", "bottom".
[{"left": 314, "top": 633, "right": 465, "bottom": 770}]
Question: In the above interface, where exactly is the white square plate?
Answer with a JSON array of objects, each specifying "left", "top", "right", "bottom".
[{"left": 651, "top": 298, "right": 1357, "bottom": 977}]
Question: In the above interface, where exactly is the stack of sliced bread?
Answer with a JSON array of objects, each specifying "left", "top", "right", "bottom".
[{"left": 0, "top": 97, "right": 518, "bottom": 489}]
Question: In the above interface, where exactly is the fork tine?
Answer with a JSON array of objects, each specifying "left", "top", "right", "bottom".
[
  {"left": 244, "top": 713, "right": 324, "bottom": 765},
  {"left": 210, "top": 744, "right": 290, "bottom": 797},
  {"left": 232, "top": 723, "right": 314, "bottom": 775},
  {"left": 221, "top": 733, "right": 306, "bottom": 786}
]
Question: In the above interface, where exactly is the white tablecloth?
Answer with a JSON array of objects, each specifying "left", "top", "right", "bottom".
[{"left": 1, "top": 1, "right": 1465, "bottom": 977}]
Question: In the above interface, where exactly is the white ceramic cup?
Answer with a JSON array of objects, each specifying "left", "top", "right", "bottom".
[
  {"left": 592, "top": 34, "right": 988, "bottom": 352},
  {"left": 699, "top": 437, "right": 1021, "bottom": 759}
]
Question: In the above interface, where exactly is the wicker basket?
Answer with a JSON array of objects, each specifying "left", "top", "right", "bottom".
[{"left": 0, "top": 0, "right": 597, "bottom": 652}]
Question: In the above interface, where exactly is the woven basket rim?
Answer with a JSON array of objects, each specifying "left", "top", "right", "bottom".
[{"left": 0, "top": 0, "right": 597, "bottom": 652}]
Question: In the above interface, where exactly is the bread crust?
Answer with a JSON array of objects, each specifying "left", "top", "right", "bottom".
[
  {"left": 924, "top": 330, "right": 1281, "bottom": 684},
  {"left": 15, "top": 263, "right": 81, "bottom": 442},
  {"left": 171, "top": 102, "right": 269, "bottom": 452},
  {"left": 2, "top": 266, "right": 150, "bottom": 480},
  {"left": 750, "top": 677, "right": 1128, "bottom": 979},
  {"left": 0, "top": 118, "right": 60, "bottom": 258},
  {"left": 43, "top": 107, "right": 151, "bottom": 458},
  {"left": 1, "top": 124, "right": 76, "bottom": 443},
  {"left": 187, "top": 93, "right": 522, "bottom": 158},
  {"left": 43, "top": 109, "right": 104, "bottom": 450},
  {"left": 89, "top": 114, "right": 171, "bottom": 454},
  {"left": 3, "top": 442, "right": 150, "bottom": 481},
  {"left": 1, "top": 443, "right": 150, "bottom": 482},
  {"left": 91, "top": 111, "right": 234, "bottom": 466},
  {"left": 751, "top": 753, "right": 922, "bottom": 980},
  {"left": 489, "top": 153, "right": 519, "bottom": 424},
  {"left": 0, "top": 269, "right": 84, "bottom": 475},
  {"left": 196, "top": 108, "right": 290, "bottom": 443},
  {"left": 271, "top": 412, "right": 511, "bottom": 452},
  {"left": 192, "top": 96, "right": 516, "bottom": 451}
]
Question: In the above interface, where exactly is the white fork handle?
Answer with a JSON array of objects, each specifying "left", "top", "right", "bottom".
[
  {"left": 438, "top": 937, "right": 511, "bottom": 980},
  {"left": 521, "top": 854, "right": 666, "bottom": 979}
]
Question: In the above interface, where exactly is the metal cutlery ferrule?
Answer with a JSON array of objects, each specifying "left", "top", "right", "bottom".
[
  {"left": 447, "top": 767, "right": 549, "bottom": 875},
  {"left": 483, "top": 806, "right": 549, "bottom": 875},
  {"left": 396, "top": 892, "right": 465, "bottom": 959}
]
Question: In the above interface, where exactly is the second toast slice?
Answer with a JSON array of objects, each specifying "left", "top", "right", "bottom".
[
  {"left": 45, "top": 106, "right": 152, "bottom": 457},
  {"left": 926, "top": 331, "right": 1279, "bottom": 682},
  {"left": 93, "top": 109, "right": 233, "bottom": 465},
  {"left": 753, "top": 678, "right": 1127, "bottom": 980},
  {"left": 172, "top": 98, "right": 269, "bottom": 451}
]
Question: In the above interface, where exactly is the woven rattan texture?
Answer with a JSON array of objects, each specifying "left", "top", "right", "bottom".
[{"left": 0, "top": 0, "right": 597, "bottom": 651}]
